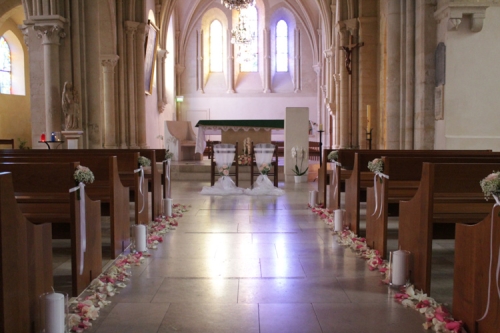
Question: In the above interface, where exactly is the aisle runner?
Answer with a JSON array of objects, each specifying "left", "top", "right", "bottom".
[
  {"left": 68, "top": 204, "right": 189, "bottom": 333},
  {"left": 310, "top": 206, "right": 464, "bottom": 333}
]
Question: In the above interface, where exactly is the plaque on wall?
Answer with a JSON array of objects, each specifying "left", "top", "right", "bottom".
[
  {"left": 435, "top": 85, "right": 444, "bottom": 120},
  {"left": 435, "top": 42, "right": 446, "bottom": 87}
]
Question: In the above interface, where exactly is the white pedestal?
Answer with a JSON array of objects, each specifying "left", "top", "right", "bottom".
[{"left": 62, "top": 131, "right": 84, "bottom": 149}]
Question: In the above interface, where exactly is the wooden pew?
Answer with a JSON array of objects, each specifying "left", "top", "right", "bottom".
[
  {"left": 0, "top": 155, "right": 130, "bottom": 259},
  {"left": 0, "top": 172, "right": 52, "bottom": 333},
  {"left": 366, "top": 155, "right": 500, "bottom": 258},
  {"left": 453, "top": 205, "right": 500, "bottom": 333},
  {"left": 399, "top": 162, "right": 500, "bottom": 294},
  {"left": 0, "top": 162, "right": 102, "bottom": 296},
  {"left": 0, "top": 149, "right": 148, "bottom": 225},
  {"left": 343, "top": 150, "right": 496, "bottom": 234}
]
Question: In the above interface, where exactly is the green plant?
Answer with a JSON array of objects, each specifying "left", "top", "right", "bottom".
[{"left": 17, "top": 138, "right": 30, "bottom": 150}]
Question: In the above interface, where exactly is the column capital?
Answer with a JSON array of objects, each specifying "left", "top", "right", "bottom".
[
  {"left": 157, "top": 49, "right": 168, "bottom": 59},
  {"left": 101, "top": 55, "right": 120, "bottom": 69},
  {"left": 124, "top": 21, "right": 140, "bottom": 34},
  {"left": 34, "top": 24, "right": 65, "bottom": 45},
  {"left": 434, "top": 2, "right": 490, "bottom": 32}
]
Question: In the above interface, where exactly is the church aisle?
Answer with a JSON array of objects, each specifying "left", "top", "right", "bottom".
[{"left": 87, "top": 180, "right": 428, "bottom": 333}]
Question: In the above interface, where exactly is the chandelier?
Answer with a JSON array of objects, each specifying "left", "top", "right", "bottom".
[
  {"left": 221, "top": 0, "right": 255, "bottom": 11},
  {"left": 231, "top": 12, "right": 255, "bottom": 45}
]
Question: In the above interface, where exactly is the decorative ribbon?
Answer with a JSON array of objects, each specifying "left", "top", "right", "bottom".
[
  {"left": 69, "top": 182, "right": 86, "bottom": 275},
  {"left": 330, "top": 161, "right": 342, "bottom": 197},
  {"left": 163, "top": 159, "right": 171, "bottom": 199},
  {"left": 372, "top": 172, "right": 390, "bottom": 219},
  {"left": 134, "top": 166, "right": 145, "bottom": 213},
  {"left": 478, "top": 194, "right": 500, "bottom": 322}
]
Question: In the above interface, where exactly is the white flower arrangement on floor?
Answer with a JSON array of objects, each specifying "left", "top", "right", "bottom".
[
  {"left": 291, "top": 146, "right": 308, "bottom": 176},
  {"left": 74, "top": 165, "right": 95, "bottom": 184},
  {"left": 480, "top": 171, "right": 500, "bottom": 200},
  {"left": 138, "top": 156, "right": 151, "bottom": 167}
]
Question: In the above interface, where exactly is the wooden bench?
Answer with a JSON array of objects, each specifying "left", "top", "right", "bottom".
[
  {"left": 399, "top": 162, "right": 500, "bottom": 294},
  {"left": 0, "top": 172, "right": 52, "bottom": 332},
  {"left": 0, "top": 149, "right": 149, "bottom": 225},
  {"left": 0, "top": 162, "right": 102, "bottom": 296},
  {"left": 365, "top": 155, "right": 500, "bottom": 258},
  {"left": 0, "top": 139, "right": 14, "bottom": 149},
  {"left": 0, "top": 155, "right": 130, "bottom": 259},
  {"left": 453, "top": 205, "right": 500, "bottom": 333}
]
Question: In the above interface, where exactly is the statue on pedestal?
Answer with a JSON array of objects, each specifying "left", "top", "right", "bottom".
[{"left": 62, "top": 82, "right": 80, "bottom": 130}]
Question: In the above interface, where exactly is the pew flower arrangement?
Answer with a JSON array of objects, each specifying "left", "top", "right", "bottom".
[
  {"left": 479, "top": 171, "right": 500, "bottom": 200},
  {"left": 165, "top": 149, "right": 174, "bottom": 161},
  {"left": 138, "top": 156, "right": 151, "bottom": 167},
  {"left": 368, "top": 158, "right": 384, "bottom": 174},
  {"left": 218, "top": 164, "right": 230, "bottom": 177},
  {"left": 291, "top": 146, "right": 308, "bottom": 176},
  {"left": 74, "top": 165, "right": 95, "bottom": 184},
  {"left": 327, "top": 150, "right": 339, "bottom": 162},
  {"left": 258, "top": 163, "right": 271, "bottom": 175}
]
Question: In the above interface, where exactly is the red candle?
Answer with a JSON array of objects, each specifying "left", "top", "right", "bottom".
[{"left": 40, "top": 133, "right": 46, "bottom": 142}]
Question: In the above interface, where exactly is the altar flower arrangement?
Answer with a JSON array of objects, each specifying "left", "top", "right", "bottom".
[
  {"left": 480, "top": 171, "right": 500, "bottom": 200},
  {"left": 327, "top": 150, "right": 339, "bottom": 162},
  {"left": 218, "top": 164, "right": 230, "bottom": 177},
  {"left": 74, "top": 165, "right": 95, "bottom": 184},
  {"left": 368, "top": 158, "right": 383, "bottom": 174},
  {"left": 291, "top": 146, "right": 308, "bottom": 176},
  {"left": 259, "top": 163, "right": 271, "bottom": 175},
  {"left": 165, "top": 148, "right": 174, "bottom": 160},
  {"left": 138, "top": 156, "right": 151, "bottom": 167},
  {"left": 238, "top": 154, "right": 252, "bottom": 165}
]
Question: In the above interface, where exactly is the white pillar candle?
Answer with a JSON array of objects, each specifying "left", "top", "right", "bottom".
[
  {"left": 134, "top": 225, "right": 147, "bottom": 252},
  {"left": 392, "top": 250, "right": 407, "bottom": 286},
  {"left": 44, "top": 292, "right": 65, "bottom": 333},
  {"left": 334, "top": 209, "right": 343, "bottom": 232},
  {"left": 309, "top": 190, "right": 318, "bottom": 207},
  {"left": 166, "top": 198, "right": 173, "bottom": 217}
]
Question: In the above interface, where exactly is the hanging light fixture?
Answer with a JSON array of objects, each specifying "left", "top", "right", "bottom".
[
  {"left": 231, "top": 12, "right": 255, "bottom": 45},
  {"left": 221, "top": 0, "right": 255, "bottom": 11}
]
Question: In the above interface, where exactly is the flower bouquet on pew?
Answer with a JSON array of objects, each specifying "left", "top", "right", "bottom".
[
  {"left": 138, "top": 156, "right": 151, "bottom": 167},
  {"left": 73, "top": 165, "right": 95, "bottom": 200}
]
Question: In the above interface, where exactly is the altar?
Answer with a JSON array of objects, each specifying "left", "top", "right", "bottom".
[{"left": 195, "top": 119, "right": 284, "bottom": 154}]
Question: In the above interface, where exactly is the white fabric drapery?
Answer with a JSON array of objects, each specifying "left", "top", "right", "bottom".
[
  {"left": 201, "top": 144, "right": 244, "bottom": 195},
  {"left": 245, "top": 144, "right": 283, "bottom": 196}
]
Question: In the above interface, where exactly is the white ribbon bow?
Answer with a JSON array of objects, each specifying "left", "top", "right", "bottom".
[
  {"left": 372, "top": 172, "right": 390, "bottom": 219},
  {"left": 69, "top": 182, "right": 86, "bottom": 275},
  {"left": 134, "top": 166, "right": 145, "bottom": 213},
  {"left": 478, "top": 194, "right": 500, "bottom": 322}
]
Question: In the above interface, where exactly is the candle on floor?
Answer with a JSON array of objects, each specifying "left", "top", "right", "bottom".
[
  {"left": 166, "top": 198, "right": 173, "bottom": 217},
  {"left": 334, "top": 209, "right": 343, "bottom": 232},
  {"left": 391, "top": 250, "right": 408, "bottom": 286},
  {"left": 44, "top": 292, "right": 65, "bottom": 333},
  {"left": 309, "top": 190, "right": 318, "bottom": 207},
  {"left": 134, "top": 225, "right": 147, "bottom": 252}
]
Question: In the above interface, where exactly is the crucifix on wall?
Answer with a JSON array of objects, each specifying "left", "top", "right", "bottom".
[{"left": 341, "top": 34, "right": 363, "bottom": 147}]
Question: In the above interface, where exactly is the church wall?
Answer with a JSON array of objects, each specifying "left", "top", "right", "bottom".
[
  {"left": 436, "top": 6, "right": 500, "bottom": 151},
  {"left": 0, "top": 16, "right": 31, "bottom": 147}
]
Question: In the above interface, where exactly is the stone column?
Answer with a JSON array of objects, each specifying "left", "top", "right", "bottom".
[
  {"left": 404, "top": 0, "right": 415, "bottom": 149},
  {"left": 136, "top": 23, "right": 148, "bottom": 149},
  {"left": 125, "top": 21, "right": 138, "bottom": 148},
  {"left": 34, "top": 23, "right": 65, "bottom": 137},
  {"left": 227, "top": 29, "right": 235, "bottom": 93},
  {"left": 157, "top": 49, "right": 168, "bottom": 112},
  {"left": 101, "top": 55, "right": 119, "bottom": 148},
  {"left": 313, "top": 64, "right": 322, "bottom": 129},
  {"left": 263, "top": 28, "right": 271, "bottom": 93},
  {"left": 294, "top": 28, "right": 301, "bottom": 92},
  {"left": 386, "top": 1, "right": 401, "bottom": 149},
  {"left": 197, "top": 30, "right": 204, "bottom": 93}
]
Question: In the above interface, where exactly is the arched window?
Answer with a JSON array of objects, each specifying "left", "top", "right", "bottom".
[
  {"left": 0, "top": 37, "right": 11, "bottom": 94},
  {"left": 238, "top": 6, "right": 258, "bottom": 72},
  {"left": 210, "top": 20, "right": 223, "bottom": 72},
  {"left": 276, "top": 20, "right": 288, "bottom": 72}
]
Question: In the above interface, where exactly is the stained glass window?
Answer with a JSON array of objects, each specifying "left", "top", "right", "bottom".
[
  {"left": 238, "top": 6, "right": 258, "bottom": 72},
  {"left": 0, "top": 37, "right": 11, "bottom": 94},
  {"left": 276, "top": 20, "right": 288, "bottom": 72},
  {"left": 210, "top": 20, "right": 223, "bottom": 73}
]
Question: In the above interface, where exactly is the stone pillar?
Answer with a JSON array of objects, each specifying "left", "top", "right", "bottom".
[
  {"left": 294, "top": 28, "right": 301, "bottom": 92},
  {"left": 101, "top": 55, "right": 119, "bottom": 148},
  {"left": 197, "top": 30, "right": 204, "bottom": 93},
  {"left": 125, "top": 21, "right": 138, "bottom": 148},
  {"left": 404, "top": 0, "right": 415, "bottom": 149},
  {"left": 263, "top": 28, "right": 271, "bottom": 93},
  {"left": 313, "top": 64, "right": 322, "bottom": 129},
  {"left": 157, "top": 49, "right": 168, "bottom": 112},
  {"left": 227, "top": 29, "right": 235, "bottom": 93},
  {"left": 34, "top": 23, "right": 65, "bottom": 137},
  {"left": 386, "top": 1, "right": 401, "bottom": 149},
  {"left": 333, "top": 74, "right": 341, "bottom": 148},
  {"left": 136, "top": 23, "right": 148, "bottom": 149}
]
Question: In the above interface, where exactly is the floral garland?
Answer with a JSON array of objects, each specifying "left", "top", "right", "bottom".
[
  {"left": 67, "top": 204, "right": 189, "bottom": 332},
  {"left": 310, "top": 206, "right": 465, "bottom": 333},
  {"left": 327, "top": 150, "right": 339, "bottom": 162}
]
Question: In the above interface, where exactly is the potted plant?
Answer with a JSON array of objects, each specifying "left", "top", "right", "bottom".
[{"left": 291, "top": 146, "right": 308, "bottom": 182}]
